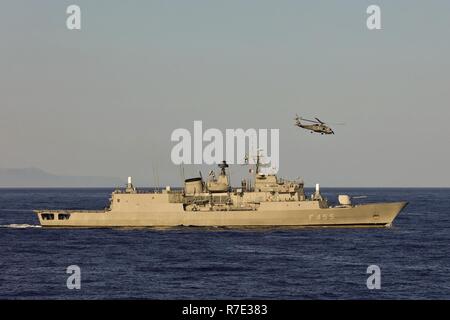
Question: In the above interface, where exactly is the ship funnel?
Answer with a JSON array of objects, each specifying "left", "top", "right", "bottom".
[
  {"left": 315, "top": 183, "right": 320, "bottom": 193},
  {"left": 128, "top": 176, "right": 132, "bottom": 185}
]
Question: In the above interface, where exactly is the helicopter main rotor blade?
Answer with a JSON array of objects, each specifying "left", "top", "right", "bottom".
[
  {"left": 315, "top": 117, "right": 325, "bottom": 124},
  {"left": 300, "top": 117, "right": 320, "bottom": 124}
]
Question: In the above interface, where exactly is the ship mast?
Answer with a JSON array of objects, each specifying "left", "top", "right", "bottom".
[
  {"left": 243, "top": 149, "right": 265, "bottom": 191},
  {"left": 255, "top": 151, "right": 261, "bottom": 176}
]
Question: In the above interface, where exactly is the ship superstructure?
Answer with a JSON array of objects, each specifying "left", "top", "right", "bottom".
[{"left": 35, "top": 155, "right": 407, "bottom": 228}]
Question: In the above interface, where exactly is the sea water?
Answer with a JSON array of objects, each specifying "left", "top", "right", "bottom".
[{"left": 0, "top": 188, "right": 449, "bottom": 299}]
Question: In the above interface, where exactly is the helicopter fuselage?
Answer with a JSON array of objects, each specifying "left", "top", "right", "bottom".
[{"left": 296, "top": 123, "right": 334, "bottom": 135}]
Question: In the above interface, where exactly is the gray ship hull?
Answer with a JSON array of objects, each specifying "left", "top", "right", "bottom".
[{"left": 35, "top": 201, "right": 407, "bottom": 228}]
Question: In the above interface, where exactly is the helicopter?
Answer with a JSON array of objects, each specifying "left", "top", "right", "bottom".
[{"left": 294, "top": 114, "right": 341, "bottom": 135}]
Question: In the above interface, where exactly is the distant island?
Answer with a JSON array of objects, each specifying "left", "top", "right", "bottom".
[{"left": 0, "top": 167, "right": 123, "bottom": 187}]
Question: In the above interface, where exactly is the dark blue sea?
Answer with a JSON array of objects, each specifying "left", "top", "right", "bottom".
[{"left": 0, "top": 188, "right": 449, "bottom": 299}]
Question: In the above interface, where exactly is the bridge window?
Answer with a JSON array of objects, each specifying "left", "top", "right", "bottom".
[
  {"left": 41, "top": 213, "right": 54, "bottom": 220},
  {"left": 58, "top": 213, "right": 71, "bottom": 220}
]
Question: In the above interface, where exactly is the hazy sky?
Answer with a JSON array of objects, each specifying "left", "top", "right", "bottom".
[{"left": 1, "top": 1, "right": 449, "bottom": 187}]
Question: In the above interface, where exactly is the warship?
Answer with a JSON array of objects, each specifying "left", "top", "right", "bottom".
[{"left": 34, "top": 155, "right": 407, "bottom": 228}]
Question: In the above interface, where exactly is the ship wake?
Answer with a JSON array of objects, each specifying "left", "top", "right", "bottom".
[{"left": 0, "top": 224, "right": 42, "bottom": 229}]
